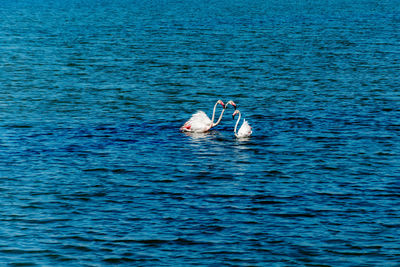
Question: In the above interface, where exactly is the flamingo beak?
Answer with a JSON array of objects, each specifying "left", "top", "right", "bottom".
[
  {"left": 232, "top": 103, "right": 237, "bottom": 110},
  {"left": 232, "top": 110, "right": 238, "bottom": 119}
]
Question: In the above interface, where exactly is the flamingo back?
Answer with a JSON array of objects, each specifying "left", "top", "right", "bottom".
[
  {"left": 180, "top": 110, "right": 212, "bottom": 132},
  {"left": 237, "top": 119, "right": 252, "bottom": 137}
]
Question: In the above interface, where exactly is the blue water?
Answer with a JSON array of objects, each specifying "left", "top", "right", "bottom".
[{"left": 1, "top": 0, "right": 400, "bottom": 265}]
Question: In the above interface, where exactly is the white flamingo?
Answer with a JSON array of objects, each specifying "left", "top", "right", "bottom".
[
  {"left": 232, "top": 110, "right": 252, "bottom": 138},
  {"left": 180, "top": 100, "right": 236, "bottom": 133}
]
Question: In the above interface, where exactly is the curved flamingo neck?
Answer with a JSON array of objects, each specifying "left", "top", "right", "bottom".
[
  {"left": 210, "top": 101, "right": 219, "bottom": 123},
  {"left": 212, "top": 108, "right": 226, "bottom": 127},
  {"left": 234, "top": 111, "right": 241, "bottom": 137}
]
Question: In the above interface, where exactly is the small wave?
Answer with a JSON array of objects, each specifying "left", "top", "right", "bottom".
[{"left": 272, "top": 213, "right": 316, "bottom": 218}]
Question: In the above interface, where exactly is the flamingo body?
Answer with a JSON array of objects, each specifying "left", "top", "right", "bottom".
[
  {"left": 232, "top": 110, "right": 252, "bottom": 138},
  {"left": 237, "top": 119, "right": 252, "bottom": 138},
  {"left": 180, "top": 110, "right": 213, "bottom": 133}
]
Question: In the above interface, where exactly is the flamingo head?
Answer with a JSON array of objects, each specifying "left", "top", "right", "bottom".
[
  {"left": 232, "top": 110, "right": 240, "bottom": 119},
  {"left": 226, "top": 100, "right": 237, "bottom": 109},
  {"left": 217, "top": 100, "right": 225, "bottom": 108}
]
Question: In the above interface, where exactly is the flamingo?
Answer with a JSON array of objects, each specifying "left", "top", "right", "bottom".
[
  {"left": 180, "top": 100, "right": 236, "bottom": 133},
  {"left": 232, "top": 110, "right": 252, "bottom": 138}
]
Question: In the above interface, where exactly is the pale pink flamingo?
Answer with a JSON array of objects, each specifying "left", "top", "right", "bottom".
[
  {"left": 180, "top": 100, "right": 236, "bottom": 133},
  {"left": 232, "top": 110, "right": 252, "bottom": 138}
]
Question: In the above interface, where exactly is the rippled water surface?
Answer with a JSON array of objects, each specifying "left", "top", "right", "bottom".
[{"left": 1, "top": 0, "right": 400, "bottom": 265}]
